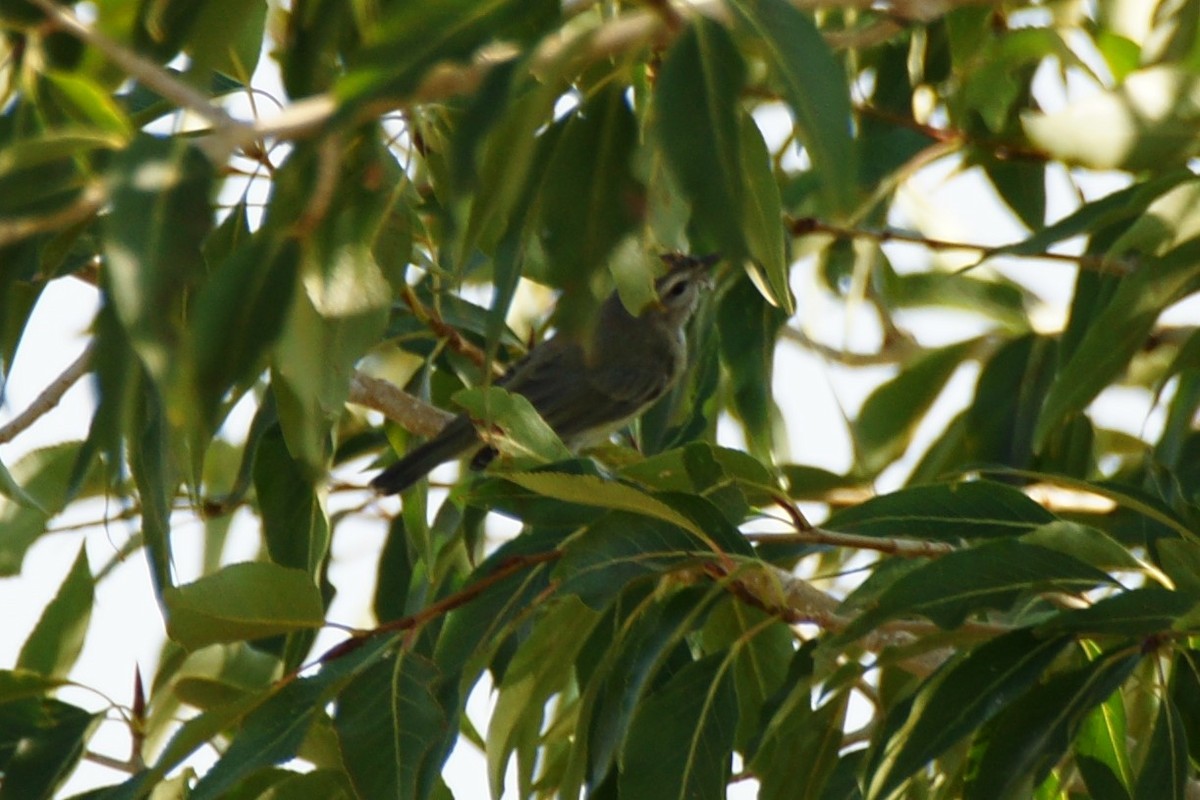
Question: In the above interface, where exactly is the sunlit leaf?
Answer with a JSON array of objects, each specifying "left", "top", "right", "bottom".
[
  {"left": 16, "top": 545, "right": 92, "bottom": 678},
  {"left": 164, "top": 563, "right": 325, "bottom": 649}
]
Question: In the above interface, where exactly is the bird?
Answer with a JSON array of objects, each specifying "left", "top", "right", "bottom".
[{"left": 369, "top": 253, "right": 718, "bottom": 495}]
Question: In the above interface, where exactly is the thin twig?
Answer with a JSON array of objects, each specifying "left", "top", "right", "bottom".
[
  {"left": 399, "top": 285, "right": 505, "bottom": 375},
  {"left": 0, "top": 344, "right": 94, "bottom": 445},
  {"left": 780, "top": 324, "right": 923, "bottom": 366},
  {"left": 788, "top": 216, "right": 1134, "bottom": 274},
  {"left": 83, "top": 750, "right": 140, "bottom": 774},
  {"left": 316, "top": 550, "right": 563, "bottom": 664},
  {"left": 765, "top": 494, "right": 954, "bottom": 557}
]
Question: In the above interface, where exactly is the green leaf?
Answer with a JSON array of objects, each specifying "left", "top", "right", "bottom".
[
  {"left": 453, "top": 386, "right": 573, "bottom": 465},
  {"left": 717, "top": 274, "right": 786, "bottom": 459},
  {"left": 267, "top": 139, "right": 393, "bottom": 473},
  {"left": 505, "top": 471, "right": 708, "bottom": 543},
  {"left": 253, "top": 422, "right": 330, "bottom": 575},
  {"left": 0, "top": 443, "right": 92, "bottom": 577},
  {"left": 17, "top": 544, "right": 93, "bottom": 678},
  {"left": 556, "top": 511, "right": 706, "bottom": 609},
  {"left": 883, "top": 271, "right": 1031, "bottom": 330},
  {"left": 163, "top": 562, "right": 325, "bottom": 649},
  {"left": 488, "top": 597, "right": 601, "bottom": 798},
  {"left": 825, "top": 480, "right": 1056, "bottom": 541},
  {"left": 102, "top": 134, "right": 213, "bottom": 398},
  {"left": 575, "top": 586, "right": 720, "bottom": 792},
  {"left": 433, "top": 532, "right": 558, "bottom": 681},
  {"left": 41, "top": 72, "right": 133, "bottom": 138},
  {"left": 0, "top": 697, "right": 96, "bottom": 800},
  {"left": 1035, "top": 239, "right": 1200, "bottom": 446},
  {"left": 728, "top": 0, "right": 856, "bottom": 215},
  {"left": 1075, "top": 681, "right": 1135, "bottom": 800},
  {"left": 853, "top": 340, "right": 979, "bottom": 476},
  {"left": 753, "top": 681, "right": 848, "bottom": 800},
  {"left": 1133, "top": 697, "right": 1188, "bottom": 800},
  {"left": 340, "top": 0, "right": 556, "bottom": 103},
  {"left": 189, "top": 236, "right": 299, "bottom": 434},
  {"left": 656, "top": 17, "right": 747, "bottom": 259},
  {"left": 867, "top": 629, "right": 1074, "bottom": 800},
  {"left": 959, "top": 335, "right": 1057, "bottom": 469},
  {"left": 183, "top": 0, "right": 267, "bottom": 80},
  {"left": 184, "top": 650, "right": 364, "bottom": 800},
  {"left": 618, "top": 653, "right": 738, "bottom": 800},
  {"left": 334, "top": 648, "right": 455, "bottom": 800},
  {"left": 965, "top": 651, "right": 1142, "bottom": 800},
  {"left": 1038, "top": 588, "right": 1195, "bottom": 637},
  {"left": 0, "top": 670, "right": 68, "bottom": 704},
  {"left": 991, "top": 172, "right": 1190, "bottom": 260},
  {"left": 1021, "top": 520, "right": 1153, "bottom": 576},
  {"left": 537, "top": 84, "right": 641, "bottom": 289},
  {"left": 737, "top": 112, "right": 793, "bottom": 313},
  {"left": 983, "top": 158, "right": 1046, "bottom": 230},
  {"left": 833, "top": 540, "right": 1115, "bottom": 644}
]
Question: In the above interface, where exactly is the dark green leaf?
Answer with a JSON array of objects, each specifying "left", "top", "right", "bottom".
[
  {"left": 189, "top": 236, "right": 299, "bottom": 433},
  {"left": 253, "top": 422, "right": 329, "bottom": 574},
  {"left": 488, "top": 597, "right": 601, "bottom": 797},
  {"left": 656, "top": 18, "right": 747, "bottom": 259},
  {"left": 0, "top": 443, "right": 89, "bottom": 576},
  {"left": 341, "top": 0, "right": 556, "bottom": 103},
  {"left": 0, "top": 670, "right": 68, "bottom": 704},
  {"left": 335, "top": 648, "right": 455, "bottom": 800},
  {"left": 0, "top": 697, "right": 96, "bottom": 800},
  {"left": 1038, "top": 588, "right": 1195, "bottom": 637},
  {"left": 185, "top": 636, "right": 394, "bottom": 800},
  {"left": 728, "top": 0, "right": 856, "bottom": 214},
  {"left": 754, "top": 682, "right": 847, "bottom": 800},
  {"left": 575, "top": 585, "right": 720, "bottom": 793},
  {"left": 537, "top": 84, "right": 641, "bottom": 288},
  {"left": 453, "top": 386, "right": 573, "bottom": 465},
  {"left": 1133, "top": 697, "right": 1188, "bottom": 800},
  {"left": 1036, "top": 238, "right": 1200, "bottom": 446},
  {"left": 867, "top": 629, "right": 1073, "bottom": 799},
  {"left": 717, "top": 275, "right": 786, "bottom": 459},
  {"left": 102, "top": 135, "right": 212, "bottom": 400},
  {"left": 825, "top": 480, "right": 1056, "bottom": 541},
  {"left": 555, "top": 511, "right": 709, "bottom": 609},
  {"left": 834, "top": 540, "right": 1115, "bottom": 643},
  {"left": 965, "top": 651, "right": 1142, "bottom": 800},
  {"left": 618, "top": 653, "right": 738, "bottom": 800},
  {"left": 737, "top": 112, "right": 793, "bottom": 312}
]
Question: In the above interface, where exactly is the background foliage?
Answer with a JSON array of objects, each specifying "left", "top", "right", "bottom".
[{"left": 3, "top": 0, "right": 1200, "bottom": 797}]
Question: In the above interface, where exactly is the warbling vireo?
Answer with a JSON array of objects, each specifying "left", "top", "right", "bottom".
[{"left": 370, "top": 253, "right": 717, "bottom": 494}]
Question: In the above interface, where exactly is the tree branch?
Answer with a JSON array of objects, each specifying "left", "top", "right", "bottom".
[
  {"left": 347, "top": 371, "right": 454, "bottom": 438},
  {"left": 0, "top": 344, "right": 94, "bottom": 445}
]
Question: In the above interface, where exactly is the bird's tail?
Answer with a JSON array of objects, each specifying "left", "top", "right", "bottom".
[{"left": 370, "top": 417, "right": 479, "bottom": 495}]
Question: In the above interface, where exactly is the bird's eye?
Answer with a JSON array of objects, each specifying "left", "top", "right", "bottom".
[{"left": 666, "top": 280, "right": 688, "bottom": 299}]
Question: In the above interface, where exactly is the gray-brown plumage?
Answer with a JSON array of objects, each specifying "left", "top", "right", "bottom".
[{"left": 370, "top": 254, "right": 716, "bottom": 495}]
